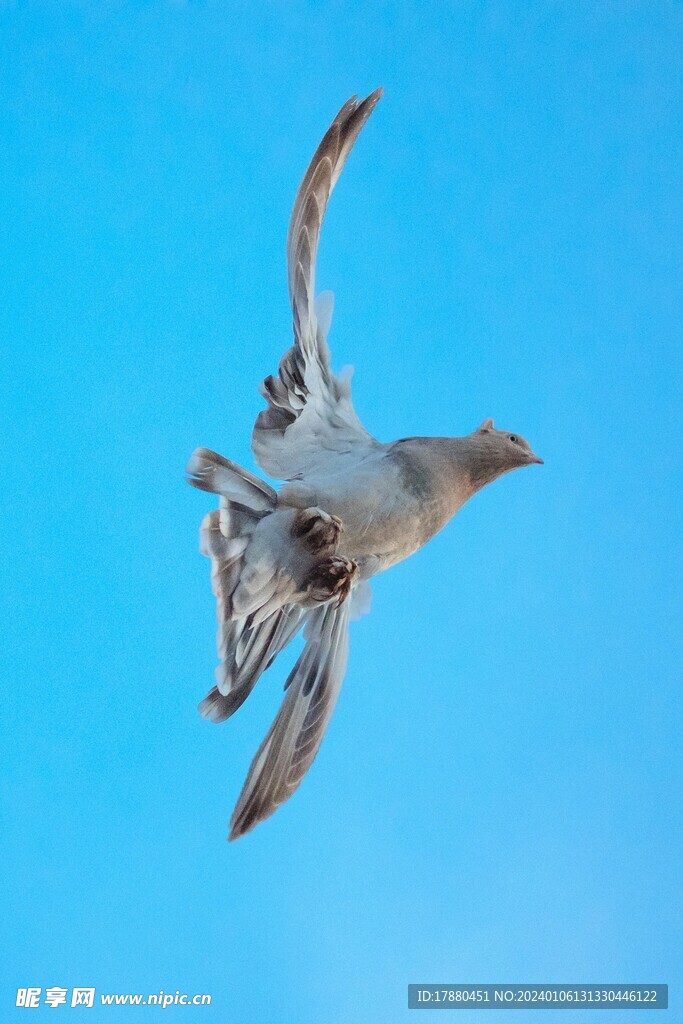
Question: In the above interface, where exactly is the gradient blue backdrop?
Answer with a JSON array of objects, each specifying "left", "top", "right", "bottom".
[{"left": 2, "top": 3, "right": 681, "bottom": 1021}]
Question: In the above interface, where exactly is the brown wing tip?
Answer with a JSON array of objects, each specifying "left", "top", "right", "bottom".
[
  {"left": 334, "top": 87, "right": 383, "bottom": 124},
  {"left": 352, "top": 87, "right": 383, "bottom": 119},
  {"left": 227, "top": 813, "right": 257, "bottom": 842}
]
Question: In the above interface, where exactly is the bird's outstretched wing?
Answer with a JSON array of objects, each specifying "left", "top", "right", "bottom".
[
  {"left": 229, "top": 600, "right": 350, "bottom": 840},
  {"left": 251, "top": 90, "right": 383, "bottom": 481}
]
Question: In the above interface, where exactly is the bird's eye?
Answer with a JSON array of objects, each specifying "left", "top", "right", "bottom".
[{"left": 509, "top": 434, "right": 519, "bottom": 444}]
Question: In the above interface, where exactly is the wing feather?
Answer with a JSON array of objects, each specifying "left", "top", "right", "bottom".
[
  {"left": 252, "top": 90, "right": 383, "bottom": 481},
  {"left": 228, "top": 601, "right": 350, "bottom": 840}
]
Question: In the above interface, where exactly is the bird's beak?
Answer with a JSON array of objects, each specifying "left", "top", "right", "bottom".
[{"left": 528, "top": 452, "right": 544, "bottom": 465}]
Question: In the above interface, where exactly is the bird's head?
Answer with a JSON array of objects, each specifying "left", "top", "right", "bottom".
[{"left": 466, "top": 418, "right": 543, "bottom": 489}]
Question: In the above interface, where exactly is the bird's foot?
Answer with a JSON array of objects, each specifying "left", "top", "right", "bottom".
[
  {"left": 292, "top": 507, "right": 343, "bottom": 553},
  {"left": 305, "top": 555, "right": 358, "bottom": 606}
]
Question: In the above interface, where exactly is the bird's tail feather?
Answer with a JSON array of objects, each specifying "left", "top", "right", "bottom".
[
  {"left": 187, "top": 448, "right": 306, "bottom": 724},
  {"left": 198, "top": 603, "right": 305, "bottom": 723},
  {"left": 186, "top": 447, "right": 276, "bottom": 513}
]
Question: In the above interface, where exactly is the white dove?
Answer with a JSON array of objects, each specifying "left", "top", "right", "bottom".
[{"left": 187, "top": 89, "right": 542, "bottom": 840}]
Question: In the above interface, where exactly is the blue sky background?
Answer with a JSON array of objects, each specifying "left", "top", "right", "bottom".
[{"left": 2, "top": 2, "right": 681, "bottom": 1021}]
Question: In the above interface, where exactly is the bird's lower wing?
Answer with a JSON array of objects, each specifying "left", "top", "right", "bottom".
[
  {"left": 251, "top": 91, "right": 382, "bottom": 481},
  {"left": 198, "top": 602, "right": 306, "bottom": 724},
  {"left": 229, "top": 600, "right": 350, "bottom": 840}
]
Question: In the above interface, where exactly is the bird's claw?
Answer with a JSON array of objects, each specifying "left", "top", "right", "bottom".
[
  {"left": 293, "top": 507, "right": 344, "bottom": 553},
  {"left": 305, "top": 555, "right": 358, "bottom": 606}
]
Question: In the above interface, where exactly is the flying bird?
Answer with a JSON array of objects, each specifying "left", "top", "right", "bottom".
[{"left": 187, "top": 89, "right": 542, "bottom": 841}]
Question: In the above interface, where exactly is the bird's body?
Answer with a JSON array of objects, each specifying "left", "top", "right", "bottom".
[
  {"left": 277, "top": 438, "right": 494, "bottom": 577},
  {"left": 187, "top": 90, "right": 542, "bottom": 840}
]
